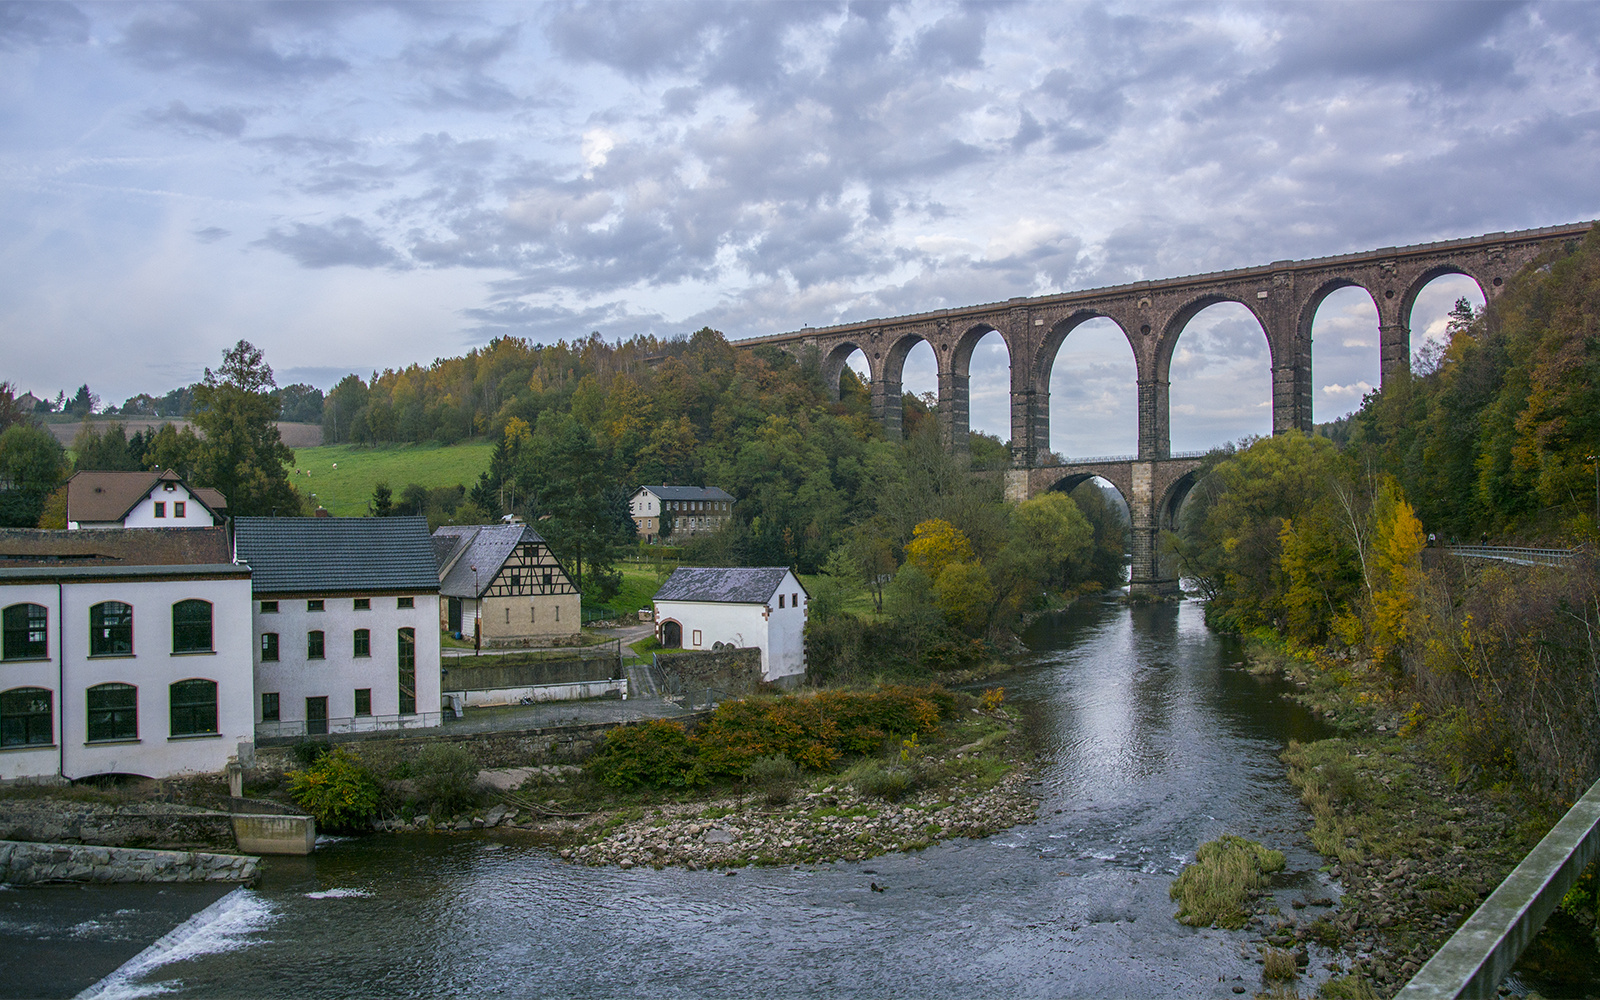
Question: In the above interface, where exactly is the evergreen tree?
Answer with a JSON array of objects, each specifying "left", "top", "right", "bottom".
[{"left": 190, "top": 341, "right": 301, "bottom": 517}]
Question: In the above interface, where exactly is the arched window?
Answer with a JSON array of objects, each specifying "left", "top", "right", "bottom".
[
  {"left": 397, "top": 628, "right": 416, "bottom": 715},
  {"left": 169, "top": 679, "right": 217, "bottom": 736},
  {"left": 0, "top": 687, "right": 53, "bottom": 747},
  {"left": 90, "top": 602, "right": 133, "bottom": 656},
  {"left": 172, "top": 600, "right": 212, "bottom": 653},
  {"left": 87, "top": 683, "right": 137, "bottom": 742},
  {"left": 2, "top": 604, "right": 48, "bottom": 660}
]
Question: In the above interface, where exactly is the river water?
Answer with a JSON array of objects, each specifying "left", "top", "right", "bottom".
[{"left": 13, "top": 598, "right": 1578, "bottom": 998}]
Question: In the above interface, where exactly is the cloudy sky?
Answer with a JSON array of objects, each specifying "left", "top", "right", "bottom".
[{"left": 3, "top": 1, "right": 1598, "bottom": 456}]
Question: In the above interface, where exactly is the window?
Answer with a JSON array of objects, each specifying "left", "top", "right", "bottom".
[
  {"left": 354, "top": 688, "right": 371, "bottom": 716},
  {"left": 397, "top": 628, "right": 416, "bottom": 715},
  {"left": 260, "top": 632, "right": 279, "bottom": 662},
  {"left": 172, "top": 600, "right": 212, "bottom": 653},
  {"left": 307, "top": 600, "right": 324, "bottom": 612},
  {"left": 154, "top": 502, "right": 165, "bottom": 518},
  {"left": 169, "top": 679, "right": 217, "bottom": 736},
  {"left": 778, "top": 595, "right": 785, "bottom": 609},
  {"left": 173, "top": 501, "right": 185, "bottom": 518},
  {"left": 543, "top": 571, "right": 552, "bottom": 587},
  {"left": 510, "top": 571, "right": 520, "bottom": 589},
  {"left": 793, "top": 593, "right": 799, "bottom": 607},
  {"left": 692, "top": 629, "right": 702, "bottom": 646},
  {"left": 90, "top": 602, "right": 133, "bottom": 656},
  {"left": 353, "top": 598, "right": 370, "bottom": 611},
  {"left": 307, "top": 630, "right": 325, "bottom": 660},
  {"left": 87, "top": 683, "right": 137, "bottom": 742},
  {"left": 397, "top": 597, "right": 413, "bottom": 609},
  {"left": 353, "top": 628, "right": 370, "bottom": 658},
  {"left": 1, "top": 688, "right": 53, "bottom": 747},
  {"left": 260, "top": 601, "right": 279, "bottom": 614},
  {"left": 505, "top": 607, "right": 510, "bottom": 624},
  {"left": 3, "top": 604, "right": 48, "bottom": 660},
  {"left": 261, "top": 692, "right": 279, "bottom": 722}
]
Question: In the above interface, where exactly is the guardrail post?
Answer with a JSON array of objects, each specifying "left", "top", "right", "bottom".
[{"left": 1399, "top": 776, "right": 1600, "bottom": 999}]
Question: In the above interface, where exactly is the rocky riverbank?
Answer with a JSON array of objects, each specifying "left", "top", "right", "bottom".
[
  {"left": 1245, "top": 641, "right": 1562, "bottom": 998},
  {"left": 558, "top": 767, "right": 1035, "bottom": 869}
]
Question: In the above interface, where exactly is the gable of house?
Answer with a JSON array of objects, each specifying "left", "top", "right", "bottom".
[
  {"left": 433, "top": 524, "right": 577, "bottom": 599},
  {"left": 66, "top": 470, "right": 226, "bottom": 529}
]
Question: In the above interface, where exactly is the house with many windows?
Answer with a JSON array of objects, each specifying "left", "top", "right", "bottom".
[
  {"left": 432, "top": 522, "right": 580, "bottom": 647},
  {"left": 233, "top": 516, "right": 442, "bottom": 738},
  {"left": 0, "top": 527, "right": 253, "bottom": 781},
  {"left": 651, "top": 567, "right": 808, "bottom": 686},
  {"left": 65, "top": 470, "right": 227, "bottom": 529},
  {"left": 628, "top": 486, "right": 735, "bottom": 543}
]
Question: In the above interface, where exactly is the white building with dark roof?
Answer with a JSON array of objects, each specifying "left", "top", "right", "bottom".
[
  {"left": 233, "top": 516, "right": 442, "bottom": 738},
  {"left": 432, "top": 523, "right": 580, "bottom": 647},
  {"left": 651, "top": 567, "right": 808, "bottom": 685},
  {"left": 629, "top": 486, "right": 735, "bottom": 543},
  {"left": 66, "top": 469, "right": 227, "bottom": 529},
  {"left": 0, "top": 527, "right": 253, "bottom": 782}
]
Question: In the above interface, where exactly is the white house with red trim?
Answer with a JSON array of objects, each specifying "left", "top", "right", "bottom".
[{"left": 651, "top": 567, "right": 807, "bottom": 685}]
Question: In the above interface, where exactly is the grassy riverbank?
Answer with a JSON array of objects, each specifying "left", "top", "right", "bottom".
[{"left": 1243, "top": 639, "right": 1575, "bottom": 998}]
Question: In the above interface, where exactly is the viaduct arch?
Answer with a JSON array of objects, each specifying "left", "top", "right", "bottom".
[{"left": 745, "top": 221, "right": 1593, "bottom": 593}]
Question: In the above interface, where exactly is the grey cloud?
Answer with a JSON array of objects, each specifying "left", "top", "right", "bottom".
[
  {"left": 913, "top": 9, "right": 986, "bottom": 71},
  {"left": 116, "top": 5, "right": 349, "bottom": 85},
  {"left": 143, "top": 100, "right": 248, "bottom": 138},
  {"left": 404, "top": 25, "right": 524, "bottom": 111},
  {"left": 462, "top": 296, "right": 672, "bottom": 343},
  {"left": 255, "top": 217, "right": 408, "bottom": 270},
  {"left": 193, "top": 226, "right": 230, "bottom": 243},
  {"left": 1260, "top": 1, "right": 1523, "bottom": 89},
  {"left": 0, "top": 1, "right": 88, "bottom": 49},
  {"left": 1011, "top": 109, "right": 1043, "bottom": 151}
]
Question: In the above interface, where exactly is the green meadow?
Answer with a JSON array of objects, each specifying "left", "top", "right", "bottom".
[{"left": 284, "top": 441, "right": 495, "bottom": 517}]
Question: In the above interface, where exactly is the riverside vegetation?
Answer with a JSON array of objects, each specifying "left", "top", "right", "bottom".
[{"left": 268, "top": 684, "right": 1039, "bottom": 869}]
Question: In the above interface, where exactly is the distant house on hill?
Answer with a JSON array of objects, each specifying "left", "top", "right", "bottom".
[
  {"left": 651, "top": 566, "right": 808, "bottom": 685},
  {"left": 0, "top": 526, "right": 253, "bottom": 782},
  {"left": 432, "top": 523, "right": 580, "bottom": 647},
  {"left": 629, "top": 486, "right": 735, "bottom": 543},
  {"left": 66, "top": 469, "right": 226, "bottom": 529},
  {"left": 234, "top": 516, "right": 442, "bottom": 738}
]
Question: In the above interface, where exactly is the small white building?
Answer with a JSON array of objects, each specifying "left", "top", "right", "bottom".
[
  {"left": 234, "top": 516, "right": 443, "bottom": 738},
  {"left": 652, "top": 567, "right": 808, "bottom": 685},
  {"left": 66, "top": 469, "right": 226, "bottom": 529},
  {"left": 0, "top": 527, "right": 254, "bottom": 782},
  {"left": 629, "top": 486, "right": 735, "bottom": 543}
]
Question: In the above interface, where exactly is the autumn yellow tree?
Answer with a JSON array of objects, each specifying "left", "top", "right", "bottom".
[{"left": 904, "top": 519, "right": 976, "bottom": 581}]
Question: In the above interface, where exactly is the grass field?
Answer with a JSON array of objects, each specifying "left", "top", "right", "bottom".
[{"left": 285, "top": 441, "right": 495, "bottom": 516}]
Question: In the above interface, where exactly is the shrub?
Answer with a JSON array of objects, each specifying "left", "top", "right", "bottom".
[
  {"left": 412, "top": 744, "right": 482, "bottom": 817},
  {"left": 849, "top": 759, "right": 919, "bottom": 802},
  {"left": 1261, "top": 947, "right": 1298, "bottom": 982},
  {"left": 743, "top": 754, "right": 800, "bottom": 805},
  {"left": 290, "top": 739, "right": 330, "bottom": 767},
  {"left": 980, "top": 687, "right": 1005, "bottom": 711},
  {"left": 1169, "top": 834, "right": 1286, "bottom": 929},
  {"left": 288, "top": 748, "right": 380, "bottom": 831},
  {"left": 586, "top": 720, "right": 700, "bottom": 790}
]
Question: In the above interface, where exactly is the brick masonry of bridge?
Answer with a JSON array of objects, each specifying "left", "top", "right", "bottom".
[{"left": 738, "top": 221, "right": 1594, "bottom": 593}]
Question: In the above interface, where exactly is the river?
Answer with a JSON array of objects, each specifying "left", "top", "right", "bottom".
[{"left": 5, "top": 598, "right": 1587, "bottom": 997}]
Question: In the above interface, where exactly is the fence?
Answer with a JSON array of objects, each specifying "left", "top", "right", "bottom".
[
  {"left": 255, "top": 712, "right": 445, "bottom": 741},
  {"left": 581, "top": 604, "right": 618, "bottom": 624},
  {"left": 1442, "top": 545, "right": 1581, "bottom": 568},
  {"left": 1399, "top": 775, "right": 1600, "bottom": 998}
]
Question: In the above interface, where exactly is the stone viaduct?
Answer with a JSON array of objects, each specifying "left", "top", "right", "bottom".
[{"left": 738, "top": 221, "right": 1593, "bottom": 593}]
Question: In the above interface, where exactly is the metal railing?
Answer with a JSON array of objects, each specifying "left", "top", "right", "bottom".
[
  {"left": 1050, "top": 450, "right": 1211, "bottom": 466},
  {"left": 255, "top": 712, "right": 444, "bottom": 739},
  {"left": 1442, "top": 545, "right": 1581, "bottom": 568},
  {"left": 1400, "top": 776, "right": 1600, "bottom": 998}
]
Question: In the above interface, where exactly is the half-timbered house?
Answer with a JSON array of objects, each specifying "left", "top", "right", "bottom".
[{"left": 432, "top": 523, "right": 581, "bottom": 646}]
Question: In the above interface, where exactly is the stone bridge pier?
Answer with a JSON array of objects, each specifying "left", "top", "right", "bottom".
[{"left": 753, "top": 222, "right": 1592, "bottom": 593}]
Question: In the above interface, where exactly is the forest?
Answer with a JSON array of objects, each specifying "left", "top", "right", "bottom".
[{"left": 1174, "top": 225, "right": 1600, "bottom": 805}]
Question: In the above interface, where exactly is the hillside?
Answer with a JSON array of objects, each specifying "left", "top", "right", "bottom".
[{"left": 285, "top": 442, "right": 493, "bottom": 517}]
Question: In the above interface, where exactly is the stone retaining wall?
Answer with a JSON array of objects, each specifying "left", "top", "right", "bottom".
[
  {"left": 0, "top": 799, "right": 235, "bottom": 851},
  {"left": 0, "top": 840, "right": 259, "bottom": 885}
]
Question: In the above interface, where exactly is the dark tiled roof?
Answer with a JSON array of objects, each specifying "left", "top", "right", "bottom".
[
  {"left": 66, "top": 469, "right": 226, "bottom": 523},
  {"left": 233, "top": 516, "right": 439, "bottom": 595},
  {"left": 653, "top": 566, "right": 796, "bottom": 604},
  {"left": 432, "top": 523, "right": 553, "bottom": 598},
  {"left": 0, "top": 526, "right": 232, "bottom": 567},
  {"left": 636, "top": 485, "right": 735, "bottom": 502}
]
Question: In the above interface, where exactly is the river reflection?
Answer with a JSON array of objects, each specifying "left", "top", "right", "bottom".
[{"left": 69, "top": 598, "right": 1348, "bottom": 999}]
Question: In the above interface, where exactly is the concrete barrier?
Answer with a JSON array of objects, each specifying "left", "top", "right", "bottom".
[
  {"left": 231, "top": 812, "right": 316, "bottom": 855},
  {"left": 1399, "top": 776, "right": 1600, "bottom": 999}
]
